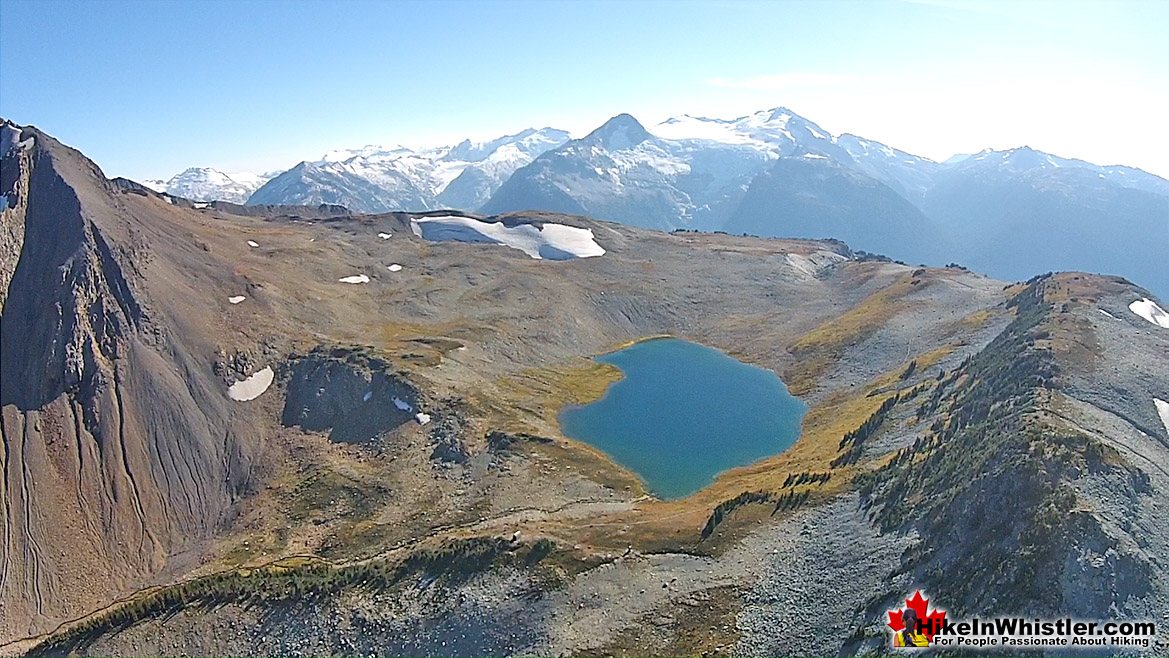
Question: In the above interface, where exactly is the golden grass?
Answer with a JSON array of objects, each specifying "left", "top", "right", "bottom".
[
  {"left": 486, "top": 358, "right": 647, "bottom": 495},
  {"left": 790, "top": 273, "right": 918, "bottom": 353},
  {"left": 863, "top": 344, "right": 954, "bottom": 394},
  {"left": 528, "top": 437, "right": 647, "bottom": 498},
  {"left": 783, "top": 271, "right": 925, "bottom": 394},
  {"left": 958, "top": 308, "right": 992, "bottom": 331},
  {"left": 495, "top": 359, "right": 625, "bottom": 427}
]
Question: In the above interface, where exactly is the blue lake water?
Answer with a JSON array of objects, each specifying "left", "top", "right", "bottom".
[{"left": 558, "top": 338, "right": 807, "bottom": 500}]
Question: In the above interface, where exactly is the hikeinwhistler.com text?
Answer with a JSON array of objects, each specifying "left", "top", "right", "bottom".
[{"left": 916, "top": 617, "right": 1156, "bottom": 649}]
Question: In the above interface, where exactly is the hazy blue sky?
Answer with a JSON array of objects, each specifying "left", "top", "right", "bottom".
[{"left": 2, "top": 0, "right": 1166, "bottom": 180}]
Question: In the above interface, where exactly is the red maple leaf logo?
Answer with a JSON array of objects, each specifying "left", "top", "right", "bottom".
[{"left": 887, "top": 590, "right": 947, "bottom": 641}]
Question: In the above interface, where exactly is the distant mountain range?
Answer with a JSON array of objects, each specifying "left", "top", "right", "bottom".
[
  {"left": 143, "top": 168, "right": 273, "bottom": 204},
  {"left": 142, "top": 108, "right": 1168, "bottom": 296},
  {"left": 483, "top": 110, "right": 1168, "bottom": 296},
  {"left": 148, "top": 128, "right": 571, "bottom": 212}
]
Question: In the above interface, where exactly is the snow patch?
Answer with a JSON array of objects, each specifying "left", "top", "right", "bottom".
[
  {"left": 162, "top": 195, "right": 173, "bottom": 205},
  {"left": 247, "top": 240, "right": 260, "bottom": 248},
  {"left": 338, "top": 274, "right": 370, "bottom": 284},
  {"left": 1128, "top": 298, "right": 1169, "bottom": 328},
  {"left": 228, "top": 367, "right": 274, "bottom": 402},
  {"left": 415, "top": 412, "right": 431, "bottom": 425},
  {"left": 410, "top": 215, "right": 605, "bottom": 260},
  {"left": 378, "top": 232, "right": 392, "bottom": 239},
  {"left": 393, "top": 397, "right": 412, "bottom": 411},
  {"left": 363, "top": 391, "right": 373, "bottom": 402},
  {"left": 387, "top": 264, "right": 403, "bottom": 272},
  {"left": 1097, "top": 309, "right": 1116, "bottom": 319},
  {"left": 228, "top": 295, "right": 246, "bottom": 304},
  {"left": 193, "top": 202, "right": 209, "bottom": 209},
  {"left": 1155, "top": 399, "right": 1169, "bottom": 437}
]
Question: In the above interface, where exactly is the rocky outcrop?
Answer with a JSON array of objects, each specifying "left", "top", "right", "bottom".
[
  {"left": 0, "top": 121, "right": 32, "bottom": 311},
  {"left": 280, "top": 348, "right": 422, "bottom": 446}
]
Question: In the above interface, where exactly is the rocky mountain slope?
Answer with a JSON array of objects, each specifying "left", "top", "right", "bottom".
[
  {"left": 3, "top": 121, "right": 1168, "bottom": 656},
  {"left": 0, "top": 120, "right": 258, "bottom": 640}
]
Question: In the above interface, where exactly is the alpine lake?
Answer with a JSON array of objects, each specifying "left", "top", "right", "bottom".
[{"left": 559, "top": 338, "right": 807, "bottom": 499}]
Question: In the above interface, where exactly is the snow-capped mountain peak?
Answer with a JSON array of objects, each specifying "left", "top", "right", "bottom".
[
  {"left": 149, "top": 167, "right": 272, "bottom": 203},
  {"left": 957, "top": 146, "right": 1169, "bottom": 195},
  {"left": 651, "top": 106, "right": 835, "bottom": 155},
  {"left": 583, "top": 114, "right": 651, "bottom": 151},
  {"left": 245, "top": 126, "right": 573, "bottom": 212},
  {"left": 319, "top": 144, "right": 413, "bottom": 164},
  {"left": 444, "top": 127, "right": 570, "bottom": 163}
]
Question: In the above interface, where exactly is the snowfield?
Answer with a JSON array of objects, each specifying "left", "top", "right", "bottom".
[
  {"left": 1128, "top": 298, "right": 1169, "bottom": 328},
  {"left": 227, "top": 367, "right": 274, "bottom": 401},
  {"left": 410, "top": 215, "right": 605, "bottom": 260},
  {"left": 1156, "top": 399, "right": 1169, "bottom": 437}
]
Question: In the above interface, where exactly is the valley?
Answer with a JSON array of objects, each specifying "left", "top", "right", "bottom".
[{"left": 2, "top": 119, "right": 1167, "bottom": 656}]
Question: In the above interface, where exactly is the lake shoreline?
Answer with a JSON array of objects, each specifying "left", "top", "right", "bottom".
[{"left": 559, "top": 338, "right": 807, "bottom": 500}]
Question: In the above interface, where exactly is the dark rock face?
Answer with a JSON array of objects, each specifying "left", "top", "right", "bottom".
[
  {"left": 281, "top": 349, "right": 420, "bottom": 446},
  {"left": 427, "top": 399, "right": 471, "bottom": 463},
  {"left": 280, "top": 351, "right": 470, "bottom": 461},
  {"left": 580, "top": 113, "right": 652, "bottom": 151}
]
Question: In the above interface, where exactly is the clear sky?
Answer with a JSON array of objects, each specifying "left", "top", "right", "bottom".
[{"left": 2, "top": 0, "right": 1167, "bottom": 181}]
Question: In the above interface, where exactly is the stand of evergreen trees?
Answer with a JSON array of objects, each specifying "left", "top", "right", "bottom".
[{"left": 30, "top": 536, "right": 538, "bottom": 657}]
